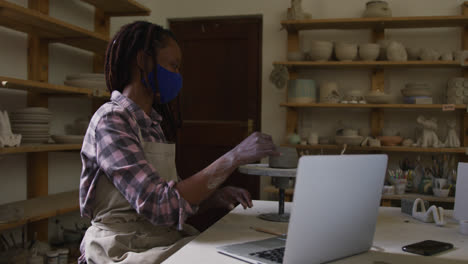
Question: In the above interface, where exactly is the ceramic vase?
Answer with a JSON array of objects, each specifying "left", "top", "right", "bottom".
[
  {"left": 288, "top": 79, "right": 317, "bottom": 103},
  {"left": 363, "top": 0, "right": 392, "bottom": 18}
]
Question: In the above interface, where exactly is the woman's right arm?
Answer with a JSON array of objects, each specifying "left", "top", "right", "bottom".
[{"left": 175, "top": 132, "right": 278, "bottom": 205}]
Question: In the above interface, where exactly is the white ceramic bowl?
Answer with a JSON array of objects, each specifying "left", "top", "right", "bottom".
[
  {"left": 406, "top": 47, "right": 421, "bottom": 60},
  {"left": 433, "top": 188, "right": 449, "bottom": 197},
  {"left": 335, "top": 42, "right": 358, "bottom": 61},
  {"left": 335, "top": 135, "right": 364, "bottom": 146},
  {"left": 287, "top": 51, "right": 304, "bottom": 61},
  {"left": 359, "top": 43, "right": 380, "bottom": 61},
  {"left": 309, "top": 41, "right": 333, "bottom": 61},
  {"left": 365, "top": 92, "right": 393, "bottom": 104},
  {"left": 420, "top": 48, "right": 440, "bottom": 61}
]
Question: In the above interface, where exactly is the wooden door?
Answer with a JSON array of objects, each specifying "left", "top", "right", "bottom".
[{"left": 170, "top": 17, "right": 262, "bottom": 231}]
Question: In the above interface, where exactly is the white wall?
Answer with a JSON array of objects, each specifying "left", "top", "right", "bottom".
[{"left": 0, "top": 0, "right": 465, "bottom": 241}]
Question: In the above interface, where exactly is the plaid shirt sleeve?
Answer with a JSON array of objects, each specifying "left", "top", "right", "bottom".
[{"left": 95, "top": 110, "right": 197, "bottom": 230}]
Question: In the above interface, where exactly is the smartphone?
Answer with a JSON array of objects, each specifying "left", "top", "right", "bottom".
[{"left": 402, "top": 240, "right": 454, "bottom": 256}]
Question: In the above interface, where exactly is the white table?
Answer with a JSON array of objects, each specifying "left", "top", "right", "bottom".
[{"left": 163, "top": 201, "right": 468, "bottom": 264}]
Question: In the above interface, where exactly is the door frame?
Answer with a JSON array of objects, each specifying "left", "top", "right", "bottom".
[{"left": 168, "top": 15, "right": 263, "bottom": 135}]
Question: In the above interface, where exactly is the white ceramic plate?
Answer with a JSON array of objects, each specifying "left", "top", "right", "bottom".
[
  {"left": 335, "top": 136, "right": 364, "bottom": 146},
  {"left": 51, "top": 135, "right": 84, "bottom": 144},
  {"left": 64, "top": 79, "right": 106, "bottom": 89},
  {"left": 66, "top": 73, "right": 105, "bottom": 80}
]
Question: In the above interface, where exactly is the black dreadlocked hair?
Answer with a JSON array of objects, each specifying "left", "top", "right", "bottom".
[{"left": 104, "top": 21, "right": 179, "bottom": 142}]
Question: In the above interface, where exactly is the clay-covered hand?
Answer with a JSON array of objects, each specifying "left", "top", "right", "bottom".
[
  {"left": 208, "top": 186, "right": 253, "bottom": 210},
  {"left": 230, "top": 132, "right": 279, "bottom": 166}
]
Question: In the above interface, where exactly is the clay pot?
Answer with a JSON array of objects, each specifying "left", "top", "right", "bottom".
[
  {"left": 309, "top": 40, "right": 333, "bottom": 61},
  {"left": 359, "top": 43, "right": 380, "bottom": 61},
  {"left": 269, "top": 147, "right": 299, "bottom": 168},
  {"left": 420, "top": 48, "right": 440, "bottom": 61},
  {"left": 335, "top": 42, "right": 358, "bottom": 61},
  {"left": 377, "top": 136, "right": 403, "bottom": 146}
]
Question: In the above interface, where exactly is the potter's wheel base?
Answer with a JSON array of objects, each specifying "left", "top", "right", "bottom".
[{"left": 258, "top": 213, "right": 290, "bottom": 222}]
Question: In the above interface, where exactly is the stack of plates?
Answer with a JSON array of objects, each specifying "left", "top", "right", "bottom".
[
  {"left": 64, "top": 73, "right": 107, "bottom": 96},
  {"left": 401, "top": 83, "right": 433, "bottom": 104},
  {"left": 10, "top": 107, "right": 52, "bottom": 144}
]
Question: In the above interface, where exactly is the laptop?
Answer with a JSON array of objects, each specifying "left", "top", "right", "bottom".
[{"left": 217, "top": 154, "right": 388, "bottom": 264}]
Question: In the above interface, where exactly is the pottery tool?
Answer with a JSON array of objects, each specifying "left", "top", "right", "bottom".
[{"left": 250, "top": 226, "right": 286, "bottom": 237}]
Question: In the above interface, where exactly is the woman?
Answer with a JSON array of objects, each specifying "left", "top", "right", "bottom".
[{"left": 78, "top": 21, "right": 277, "bottom": 263}]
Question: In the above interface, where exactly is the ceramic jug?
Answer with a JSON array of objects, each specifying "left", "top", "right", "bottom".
[{"left": 363, "top": 0, "right": 392, "bottom": 18}]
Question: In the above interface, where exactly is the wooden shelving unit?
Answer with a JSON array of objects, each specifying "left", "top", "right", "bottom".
[
  {"left": 0, "top": 0, "right": 150, "bottom": 242},
  {"left": 381, "top": 193, "right": 454, "bottom": 203},
  {"left": 264, "top": 185, "right": 455, "bottom": 204},
  {"left": 280, "top": 102, "right": 467, "bottom": 110},
  {"left": 274, "top": 60, "right": 462, "bottom": 68},
  {"left": 0, "top": 144, "right": 82, "bottom": 155},
  {"left": 283, "top": 144, "right": 467, "bottom": 154},
  {"left": 1, "top": 76, "right": 92, "bottom": 95},
  {"left": 80, "top": 0, "right": 151, "bottom": 16},
  {"left": 281, "top": 15, "right": 468, "bottom": 31},
  {"left": 281, "top": 2, "right": 468, "bottom": 157},
  {"left": 0, "top": 0, "right": 109, "bottom": 54},
  {"left": 0, "top": 190, "right": 79, "bottom": 232}
]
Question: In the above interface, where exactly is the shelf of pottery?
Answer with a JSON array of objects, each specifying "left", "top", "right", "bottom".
[
  {"left": 0, "top": 0, "right": 150, "bottom": 250},
  {"left": 267, "top": 0, "right": 468, "bottom": 204}
]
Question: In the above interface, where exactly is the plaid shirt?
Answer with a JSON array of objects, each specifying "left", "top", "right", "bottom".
[{"left": 79, "top": 91, "right": 197, "bottom": 230}]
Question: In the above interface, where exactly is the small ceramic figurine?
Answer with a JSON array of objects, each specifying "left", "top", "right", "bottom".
[
  {"left": 414, "top": 116, "right": 444, "bottom": 148},
  {"left": 445, "top": 120, "right": 461, "bottom": 148},
  {"left": 412, "top": 198, "right": 445, "bottom": 226},
  {"left": 0, "top": 110, "right": 21, "bottom": 148}
]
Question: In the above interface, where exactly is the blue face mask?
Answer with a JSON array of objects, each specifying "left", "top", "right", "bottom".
[{"left": 142, "top": 64, "right": 182, "bottom": 104}]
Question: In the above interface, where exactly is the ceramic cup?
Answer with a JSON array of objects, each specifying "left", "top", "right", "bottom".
[
  {"left": 460, "top": 220, "right": 468, "bottom": 235},
  {"left": 269, "top": 146, "right": 299, "bottom": 168},
  {"left": 433, "top": 178, "right": 448, "bottom": 189},
  {"left": 382, "top": 185, "right": 395, "bottom": 195},
  {"left": 308, "top": 132, "right": 318, "bottom": 145},
  {"left": 288, "top": 79, "right": 317, "bottom": 103},
  {"left": 395, "top": 183, "right": 406, "bottom": 195}
]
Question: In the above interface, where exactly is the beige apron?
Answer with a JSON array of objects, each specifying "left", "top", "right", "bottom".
[{"left": 82, "top": 129, "right": 199, "bottom": 264}]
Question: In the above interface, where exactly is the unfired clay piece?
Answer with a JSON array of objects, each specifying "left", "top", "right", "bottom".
[
  {"left": 412, "top": 198, "right": 445, "bottom": 226},
  {"left": 0, "top": 110, "right": 21, "bottom": 148}
]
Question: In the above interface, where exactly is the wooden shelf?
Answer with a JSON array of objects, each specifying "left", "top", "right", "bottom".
[
  {"left": 381, "top": 193, "right": 454, "bottom": 203},
  {"left": 1, "top": 76, "right": 92, "bottom": 95},
  {"left": 0, "top": 0, "right": 109, "bottom": 54},
  {"left": 280, "top": 102, "right": 467, "bottom": 110},
  {"left": 80, "top": 0, "right": 150, "bottom": 16},
  {"left": 264, "top": 186, "right": 454, "bottom": 203},
  {"left": 284, "top": 144, "right": 468, "bottom": 154},
  {"left": 0, "top": 144, "right": 82, "bottom": 155},
  {"left": 281, "top": 15, "right": 468, "bottom": 31},
  {"left": 0, "top": 190, "right": 79, "bottom": 232},
  {"left": 274, "top": 60, "right": 462, "bottom": 68}
]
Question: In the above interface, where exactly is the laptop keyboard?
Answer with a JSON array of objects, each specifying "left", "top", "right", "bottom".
[{"left": 249, "top": 247, "right": 285, "bottom": 263}]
